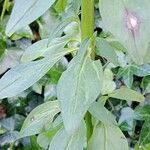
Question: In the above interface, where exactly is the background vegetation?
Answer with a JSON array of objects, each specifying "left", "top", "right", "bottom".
[{"left": 0, "top": 0, "right": 150, "bottom": 150}]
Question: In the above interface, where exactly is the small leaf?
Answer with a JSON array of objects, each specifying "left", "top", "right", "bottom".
[
  {"left": 101, "top": 68, "right": 116, "bottom": 95},
  {"left": 135, "top": 105, "right": 150, "bottom": 119},
  {"left": 119, "top": 107, "right": 136, "bottom": 131},
  {"left": 109, "top": 87, "right": 144, "bottom": 102},
  {"left": 132, "top": 64, "right": 150, "bottom": 77},
  {"left": 141, "top": 76, "right": 150, "bottom": 93},
  {"left": 117, "top": 66, "right": 134, "bottom": 88},
  {"left": 89, "top": 101, "right": 117, "bottom": 126},
  {"left": 0, "top": 59, "right": 56, "bottom": 99},
  {"left": 139, "top": 118, "right": 150, "bottom": 146},
  {"left": 49, "top": 122, "right": 86, "bottom": 150},
  {"left": 57, "top": 40, "right": 103, "bottom": 133},
  {"left": 37, "top": 125, "right": 62, "bottom": 149},
  {"left": 88, "top": 123, "right": 129, "bottom": 150},
  {"left": 6, "top": 0, "right": 56, "bottom": 36},
  {"left": 21, "top": 35, "right": 75, "bottom": 62},
  {"left": 19, "top": 100, "right": 60, "bottom": 138},
  {"left": 96, "top": 38, "right": 119, "bottom": 66}
]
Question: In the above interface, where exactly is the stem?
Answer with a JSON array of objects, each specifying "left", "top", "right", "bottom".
[
  {"left": 81, "top": 0, "right": 95, "bottom": 140},
  {"left": 85, "top": 111, "right": 93, "bottom": 140},
  {"left": 81, "top": 0, "right": 94, "bottom": 40}
]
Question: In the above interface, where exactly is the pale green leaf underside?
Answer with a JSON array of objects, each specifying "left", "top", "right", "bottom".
[
  {"left": 100, "top": 0, "right": 150, "bottom": 64},
  {"left": 89, "top": 102, "right": 117, "bottom": 126},
  {"left": 109, "top": 87, "right": 144, "bottom": 102},
  {"left": 96, "top": 38, "right": 119, "bottom": 66},
  {"left": 0, "top": 48, "right": 72, "bottom": 99},
  {"left": 21, "top": 35, "right": 76, "bottom": 63},
  {"left": 88, "top": 123, "right": 129, "bottom": 150},
  {"left": 6, "top": 0, "right": 56, "bottom": 36},
  {"left": 139, "top": 119, "right": 150, "bottom": 146},
  {"left": 19, "top": 100, "right": 60, "bottom": 138},
  {"left": 57, "top": 40, "right": 103, "bottom": 133},
  {"left": 49, "top": 122, "right": 86, "bottom": 150}
]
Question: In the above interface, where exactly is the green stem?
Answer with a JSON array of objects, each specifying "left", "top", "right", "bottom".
[
  {"left": 85, "top": 111, "right": 93, "bottom": 140},
  {"left": 81, "top": 0, "right": 94, "bottom": 40},
  {"left": 81, "top": 0, "right": 95, "bottom": 140}
]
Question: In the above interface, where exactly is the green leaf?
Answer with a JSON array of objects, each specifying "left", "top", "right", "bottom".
[
  {"left": 37, "top": 125, "right": 62, "bottom": 149},
  {"left": 0, "top": 0, "right": 11, "bottom": 20},
  {"left": 37, "top": 116, "right": 63, "bottom": 149},
  {"left": 0, "top": 59, "right": 55, "bottom": 99},
  {"left": 6, "top": 0, "right": 56, "bottom": 36},
  {"left": 139, "top": 118, "right": 150, "bottom": 146},
  {"left": 19, "top": 100, "right": 60, "bottom": 138},
  {"left": 135, "top": 105, "right": 150, "bottom": 119},
  {"left": 10, "top": 26, "right": 33, "bottom": 40},
  {"left": 47, "top": 58, "right": 68, "bottom": 84},
  {"left": 57, "top": 40, "right": 103, "bottom": 133},
  {"left": 21, "top": 35, "right": 76, "bottom": 63},
  {"left": 38, "top": 9, "right": 58, "bottom": 39},
  {"left": 135, "top": 144, "right": 150, "bottom": 150},
  {"left": 96, "top": 38, "right": 119, "bottom": 66},
  {"left": 0, "top": 47, "right": 71, "bottom": 99},
  {"left": 117, "top": 66, "right": 134, "bottom": 88},
  {"left": 109, "top": 87, "right": 144, "bottom": 102},
  {"left": 141, "top": 76, "right": 150, "bottom": 93},
  {"left": 132, "top": 64, "right": 150, "bottom": 77},
  {"left": 119, "top": 107, "right": 136, "bottom": 131},
  {"left": 101, "top": 68, "right": 116, "bottom": 95},
  {"left": 55, "top": 0, "right": 68, "bottom": 13},
  {"left": 21, "top": 39, "right": 49, "bottom": 62},
  {"left": 28, "top": 136, "right": 42, "bottom": 150},
  {"left": 49, "top": 122, "right": 86, "bottom": 150},
  {"left": 99, "top": 0, "right": 150, "bottom": 65},
  {"left": 88, "top": 123, "right": 129, "bottom": 150},
  {"left": 89, "top": 101, "right": 117, "bottom": 126},
  {"left": 0, "top": 39, "right": 6, "bottom": 57},
  {"left": 48, "top": 17, "right": 79, "bottom": 41}
]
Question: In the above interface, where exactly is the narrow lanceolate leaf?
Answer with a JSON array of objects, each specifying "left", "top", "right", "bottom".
[
  {"left": 109, "top": 87, "right": 144, "bottom": 102},
  {"left": 21, "top": 35, "right": 75, "bottom": 62},
  {"left": 6, "top": 0, "right": 56, "bottom": 36},
  {"left": 0, "top": 48, "right": 72, "bottom": 99},
  {"left": 57, "top": 40, "right": 103, "bottom": 133},
  {"left": 19, "top": 101, "right": 60, "bottom": 138},
  {"left": 88, "top": 123, "right": 129, "bottom": 150},
  {"left": 49, "top": 122, "right": 86, "bottom": 150},
  {"left": 99, "top": 0, "right": 150, "bottom": 65}
]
